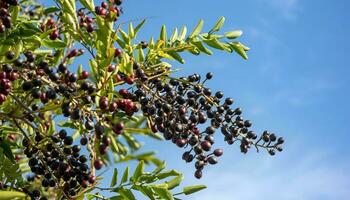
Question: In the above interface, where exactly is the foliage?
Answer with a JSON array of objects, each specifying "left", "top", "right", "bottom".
[{"left": 0, "top": 0, "right": 284, "bottom": 199}]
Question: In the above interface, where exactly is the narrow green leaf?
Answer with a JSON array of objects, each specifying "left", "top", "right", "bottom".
[
  {"left": 44, "top": 6, "right": 60, "bottom": 14},
  {"left": 42, "top": 39, "right": 67, "bottom": 49},
  {"left": 0, "top": 191, "right": 26, "bottom": 200},
  {"left": 166, "top": 175, "right": 183, "bottom": 190},
  {"left": 134, "top": 19, "right": 146, "bottom": 36},
  {"left": 111, "top": 168, "right": 118, "bottom": 187},
  {"left": 157, "top": 170, "right": 181, "bottom": 180},
  {"left": 169, "top": 28, "right": 178, "bottom": 43},
  {"left": 191, "top": 41, "right": 213, "bottom": 55},
  {"left": 132, "top": 160, "right": 144, "bottom": 181},
  {"left": 224, "top": 30, "right": 243, "bottom": 39},
  {"left": 120, "top": 166, "right": 129, "bottom": 185},
  {"left": 189, "top": 19, "right": 204, "bottom": 38},
  {"left": 203, "top": 38, "right": 225, "bottom": 50},
  {"left": 178, "top": 26, "right": 187, "bottom": 41},
  {"left": 1, "top": 140, "right": 15, "bottom": 163},
  {"left": 128, "top": 22, "right": 135, "bottom": 39},
  {"left": 230, "top": 42, "right": 249, "bottom": 60},
  {"left": 160, "top": 25, "right": 167, "bottom": 42},
  {"left": 118, "top": 188, "right": 136, "bottom": 200},
  {"left": 167, "top": 51, "right": 184, "bottom": 64},
  {"left": 152, "top": 185, "right": 174, "bottom": 200},
  {"left": 209, "top": 16, "right": 225, "bottom": 33},
  {"left": 183, "top": 185, "right": 207, "bottom": 195}
]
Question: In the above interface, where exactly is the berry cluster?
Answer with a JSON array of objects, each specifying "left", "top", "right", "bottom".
[
  {"left": 22, "top": 129, "right": 95, "bottom": 199},
  {"left": 0, "top": 0, "right": 16, "bottom": 33},
  {"left": 94, "top": 1, "right": 121, "bottom": 20},
  {"left": 0, "top": 60, "right": 18, "bottom": 104},
  {"left": 131, "top": 71, "right": 284, "bottom": 179},
  {"left": 78, "top": 9, "right": 95, "bottom": 33}
]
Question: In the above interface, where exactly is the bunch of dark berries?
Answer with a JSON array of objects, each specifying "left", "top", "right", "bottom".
[
  {"left": 22, "top": 129, "right": 96, "bottom": 199},
  {"left": 130, "top": 69, "right": 284, "bottom": 179},
  {"left": 0, "top": 59, "right": 18, "bottom": 104}
]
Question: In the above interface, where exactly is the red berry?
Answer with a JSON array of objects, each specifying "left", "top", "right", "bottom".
[
  {"left": 114, "top": 48, "right": 122, "bottom": 57},
  {"left": 118, "top": 89, "right": 128, "bottom": 96},
  {"left": 213, "top": 149, "right": 223, "bottom": 157},
  {"left": 94, "top": 159, "right": 103, "bottom": 170},
  {"left": 80, "top": 70, "right": 89, "bottom": 79},
  {"left": 125, "top": 76, "right": 134, "bottom": 84},
  {"left": 107, "top": 65, "right": 116, "bottom": 72}
]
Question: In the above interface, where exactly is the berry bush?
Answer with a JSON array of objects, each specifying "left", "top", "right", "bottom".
[{"left": 0, "top": 0, "right": 284, "bottom": 199}]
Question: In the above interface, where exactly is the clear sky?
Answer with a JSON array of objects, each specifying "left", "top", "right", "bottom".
[{"left": 42, "top": 0, "right": 350, "bottom": 199}]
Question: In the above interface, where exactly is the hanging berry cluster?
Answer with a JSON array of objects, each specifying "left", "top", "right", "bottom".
[{"left": 0, "top": 0, "right": 18, "bottom": 32}]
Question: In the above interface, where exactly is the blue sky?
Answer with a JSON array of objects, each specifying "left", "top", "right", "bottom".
[{"left": 41, "top": 0, "right": 350, "bottom": 199}]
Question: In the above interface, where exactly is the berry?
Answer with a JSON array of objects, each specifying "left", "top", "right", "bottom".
[
  {"left": 213, "top": 148, "right": 223, "bottom": 157},
  {"left": 94, "top": 159, "right": 103, "bottom": 170}
]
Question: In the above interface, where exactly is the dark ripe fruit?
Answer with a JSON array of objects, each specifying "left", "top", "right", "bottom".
[
  {"left": 262, "top": 133, "right": 270, "bottom": 142},
  {"left": 269, "top": 133, "right": 277, "bottom": 142},
  {"left": 215, "top": 91, "right": 224, "bottom": 99},
  {"left": 80, "top": 137, "right": 88, "bottom": 145},
  {"left": 49, "top": 72, "right": 59, "bottom": 81},
  {"left": 268, "top": 149, "right": 276, "bottom": 156},
  {"left": 64, "top": 136, "right": 73, "bottom": 145},
  {"left": 69, "top": 73, "right": 78, "bottom": 82},
  {"left": 22, "top": 81, "right": 33, "bottom": 91},
  {"left": 99, "top": 97, "right": 109, "bottom": 110},
  {"left": 81, "top": 180, "right": 89, "bottom": 188},
  {"left": 95, "top": 124, "right": 105, "bottom": 135},
  {"left": 9, "top": 72, "right": 19, "bottom": 81},
  {"left": 114, "top": 122, "right": 124, "bottom": 131},
  {"left": 42, "top": 179, "right": 49, "bottom": 187},
  {"left": 208, "top": 156, "right": 218, "bottom": 165},
  {"left": 46, "top": 89, "right": 57, "bottom": 99},
  {"left": 109, "top": 102, "right": 118, "bottom": 112},
  {"left": 102, "top": 135, "right": 111, "bottom": 146},
  {"left": 2, "top": 16, "right": 11, "bottom": 28},
  {"left": 79, "top": 155, "right": 87, "bottom": 163},
  {"left": 244, "top": 120, "right": 252, "bottom": 127},
  {"left": 107, "top": 64, "right": 116, "bottom": 72},
  {"left": 201, "top": 141, "right": 212, "bottom": 151},
  {"left": 32, "top": 78, "right": 42, "bottom": 87},
  {"left": 99, "top": 144, "right": 108, "bottom": 154},
  {"left": 125, "top": 76, "right": 134, "bottom": 84},
  {"left": 88, "top": 175, "right": 96, "bottom": 184},
  {"left": 115, "top": 0, "right": 122, "bottom": 5},
  {"left": 194, "top": 170, "right": 202, "bottom": 179},
  {"left": 214, "top": 148, "right": 224, "bottom": 157},
  {"left": 28, "top": 158, "right": 38, "bottom": 167},
  {"left": 176, "top": 138, "right": 186, "bottom": 148},
  {"left": 58, "top": 63, "right": 67, "bottom": 73},
  {"left": 59, "top": 129, "right": 67, "bottom": 139},
  {"left": 71, "top": 108, "right": 81, "bottom": 120},
  {"left": 86, "top": 23, "right": 94, "bottom": 33},
  {"left": 81, "top": 70, "right": 89, "bottom": 79},
  {"left": 32, "top": 189, "right": 41, "bottom": 197},
  {"left": 5, "top": 51, "right": 14, "bottom": 60},
  {"left": 114, "top": 48, "right": 122, "bottom": 57},
  {"left": 72, "top": 145, "right": 81, "bottom": 153},
  {"left": 101, "top": 1, "right": 108, "bottom": 8},
  {"left": 277, "top": 137, "right": 284, "bottom": 145},
  {"left": 94, "top": 159, "right": 103, "bottom": 170},
  {"left": 22, "top": 138, "right": 29, "bottom": 147},
  {"left": 140, "top": 41, "right": 148, "bottom": 49},
  {"left": 68, "top": 49, "right": 78, "bottom": 58},
  {"left": 85, "top": 120, "right": 94, "bottom": 130},
  {"left": 0, "top": 24, "right": 5, "bottom": 33}
]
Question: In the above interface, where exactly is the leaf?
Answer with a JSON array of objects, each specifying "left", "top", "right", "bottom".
[
  {"left": 157, "top": 170, "right": 181, "bottom": 180},
  {"left": 230, "top": 42, "right": 249, "bottom": 60},
  {"left": 203, "top": 38, "right": 225, "bottom": 50},
  {"left": 44, "top": 6, "right": 60, "bottom": 14},
  {"left": 167, "top": 51, "right": 184, "bottom": 64},
  {"left": 178, "top": 26, "right": 187, "bottom": 40},
  {"left": 160, "top": 25, "right": 167, "bottom": 42},
  {"left": 209, "top": 16, "right": 225, "bottom": 33},
  {"left": 189, "top": 19, "right": 204, "bottom": 38},
  {"left": 151, "top": 185, "right": 173, "bottom": 200},
  {"left": 0, "top": 140, "right": 15, "bottom": 163},
  {"left": 169, "top": 28, "right": 178, "bottom": 43},
  {"left": 224, "top": 30, "right": 243, "bottom": 39},
  {"left": 0, "top": 191, "right": 26, "bottom": 200},
  {"left": 166, "top": 175, "right": 183, "bottom": 190},
  {"left": 183, "top": 185, "right": 207, "bottom": 195},
  {"left": 42, "top": 39, "right": 67, "bottom": 49},
  {"left": 191, "top": 41, "right": 212, "bottom": 55},
  {"left": 120, "top": 166, "right": 129, "bottom": 185},
  {"left": 132, "top": 160, "right": 144, "bottom": 182},
  {"left": 133, "top": 185, "right": 156, "bottom": 200},
  {"left": 134, "top": 19, "right": 146, "bottom": 36},
  {"left": 128, "top": 22, "right": 135, "bottom": 39},
  {"left": 111, "top": 168, "right": 118, "bottom": 187},
  {"left": 118, "top": 188, "right": 136, "bottom": 200}
]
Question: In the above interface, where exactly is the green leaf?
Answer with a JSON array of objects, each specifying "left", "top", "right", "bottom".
[
  {"left": 0, "top": 140, "right": 15, "bottom": 163},
  {"left": 0, "top": 191, "right": 25, "bottom": 200},
  {"left": 178, "top": 26, "right": 187, "bottom": 40},
  {"left": 160, "top": 25, "right": 167, "bottom": 42},
  {"left": 191, "top": 41, "right": 213, "bottom": 55},
  {"left": 203, "top": 38, "right": 225, "bottom": 50},
  {"left": 44, "top": 6, "right": 60, "bottom": 14},
  {"left": 167, "top": 51, "right": 184, "bottom": 64},
  {"left": 183, "top": 185, "right": 207, "bottom": 195},
  {"left": 230, "top": 42, "right": 249, "bottom": 60},
  {"left": 169, "top": 28, "right": 178, "bottom": 43},
  {"left": 157, "top": 170, "right": 181, "bottom": 180},
  {"left": 209, "top": 16, "right": 225, "bottom": 33},
  {"left": 134, "top": 19, "right": 146, "bottom": 36},
  {"left": 166, "top": 175, "right": 183, "bottom": 190},
  {"left": 189, "top": 19, "right": 204, "bottom": 38},
  {"left": 118, "top": 188, "right": 136, "bottom": 200},
  {"left": 111, "top": 168, "right": 118, "bottom": 187},
  {"left": 132, "top": 160, "right": 144, "bottom": 182},
  {"left": 128, "top": 22, "right": 135, "bottom": 39},
  {"left": 42, "top": 39, "right": 67, "bottom": 49},
  {"left": 120, "top": 166, "right": 129, "bottom": 185},
  {"left": 224, "top": 30, "right": 243, "bottom": 39},
  {"left": 133, "top": 185, "right": 156, "bottom": 200},
  {"left": 151, "top": 185, "right": 173, "bottom": 200}
]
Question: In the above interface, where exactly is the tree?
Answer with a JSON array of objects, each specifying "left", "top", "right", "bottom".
[{"left": 0, "top": 0, "right": 284, "bottom": 199}]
